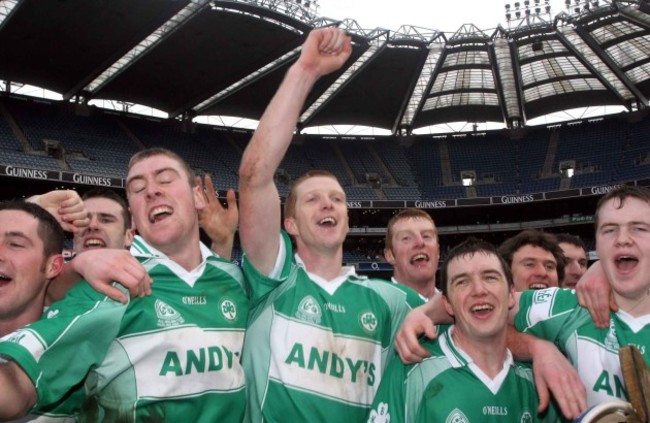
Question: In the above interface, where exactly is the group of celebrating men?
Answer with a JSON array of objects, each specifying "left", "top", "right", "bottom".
[{"left": 0, "top": 27, "right": 647, "bottom": 423}]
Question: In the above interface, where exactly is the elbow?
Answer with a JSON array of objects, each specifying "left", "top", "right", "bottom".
[{"left": 239, "top": 156, "right": 268, "bottom": 189}]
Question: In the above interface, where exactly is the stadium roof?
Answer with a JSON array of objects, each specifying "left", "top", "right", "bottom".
[{"left": 0, "top": 0, "right": 649, "bottom": 134}]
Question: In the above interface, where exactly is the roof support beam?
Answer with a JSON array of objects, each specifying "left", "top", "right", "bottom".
[
  {"left": 81, "top": 0, "right": 209, "bottom": 99},
  {"left": 558, "top": 24, "right": 643, "bottom": 107},
  {"left": 492, "top": 37, "right": 524, "bottom": 127},
  {"left": 397, "top": 37, "right": 446, "bottom": 133},
  {"left": 299, "top": 35, "right": 388, "bottom": 128}
]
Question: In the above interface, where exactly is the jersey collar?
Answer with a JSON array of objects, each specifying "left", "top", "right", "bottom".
[{"left": 439, "top": 326, "right": 514, "bottom": 394}]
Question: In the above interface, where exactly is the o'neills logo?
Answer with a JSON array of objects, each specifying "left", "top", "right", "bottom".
[
  {"left": 72, "top": 173, "right": 112, "bottom": 186},
  {"left": 590, "top": 185, "right": 621, "bottom": 195},
  {"left": 500, "top": 195, "right": 534, "bottom": 204},
  {"left": 4, "top": 166, "right": 48, "bottom": 179}
]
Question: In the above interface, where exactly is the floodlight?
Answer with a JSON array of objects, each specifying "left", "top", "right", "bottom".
[
  {"left": 516, "top": 10, "right": 522, "bottom": 18},
  {"left": 506, "top": 12, "right": 512, "bottom": 20},
  {"left": 546, "top": 4, "right": 551, "bottom": 12},
  {"left": 514, "top": 2, "right": 520, "bottom": 8},
  {"left": 524, "top": 0, "right": 530, "bottom": 6},
  {"left": 560, "top": 161, "right": 575, "bottom": 178},
  {"left": 535, "top": 6, "right": 542, "bottom": 13},
  {"left": 461, "top": 171, "right": 476, "bottom": 187},
  {"left": 505, "top": 3, "right": 511, "bottom": 10},
  {"left": 574, "top": 6, "right": 581, "bottom": 13}
]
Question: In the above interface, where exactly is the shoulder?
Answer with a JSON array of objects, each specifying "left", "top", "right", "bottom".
[
  {"left": 352, "top": 277, "right": 425, "bottom": 309},
  {"left": 519, "top": 287, "right": 578, "bottom": 311}
]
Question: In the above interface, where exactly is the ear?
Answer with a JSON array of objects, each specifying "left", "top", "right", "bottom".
[
  {"left": 123, "top": 227, "right": 135, "bottom": 249},
  {"left": 507, "top": 285, "right": 516, "bottom": 310},
  {"left": 384, "top": 248, "right": 395, "bottom": 265},
  {"left": 45, "top": 254, "right": 65, "bottom": 280},
  {"left": 193, "top": 184, "right": 206, "bottom": 211},
  {"left": 284, "top": 217, "right": 298, "bottom": 236},
  {"left": 442, "top": 293, "right": 455, "bottom": 318}
]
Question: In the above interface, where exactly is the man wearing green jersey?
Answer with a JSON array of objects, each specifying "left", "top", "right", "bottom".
[
  {"left": 369, "top": 238, "right": 557, "bottom": 423},
  {"left": 239, "top": 28, "right": 423, "bottom": 422},
  {"left": 0, "top": 201, "right": 65, "bottom": 340},
  {"left": 0, "top": 148, "right": 248, "bottom": 422},
  {"left": 514, "top": 185, "right": 650, "bottom": 406}
]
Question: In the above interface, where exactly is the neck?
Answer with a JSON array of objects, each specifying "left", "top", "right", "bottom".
[
  {"left": 614, "top": 290, "right": 650, "bottom": 317},
  {"left": 395, "top": 276, "right": 437, "bottom": 299},
  {"left": 0, "top": 305, "right": 45, "bottom": 337},
  {"left": 452, "top": 327, "right": 508, "bottom": 379},
  {"left": 296, "top": 245, "right": 343, "bottom": 281},
  {"left": 155, "top": 229, "right": 203, "bottom": 272}
]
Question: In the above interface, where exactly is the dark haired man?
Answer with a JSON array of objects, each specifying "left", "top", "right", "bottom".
[
  {"left": 370, "top": 238, "right": 558, "bottom": 422},
  {"left": 498, "top": 229, "right": 565, "bottom": 292},
  {"left": 556, "top": 233, "right": 588, "bottom": 289},
  {"left": 0, "top": 201, "right": 64, "bottom": 337}
]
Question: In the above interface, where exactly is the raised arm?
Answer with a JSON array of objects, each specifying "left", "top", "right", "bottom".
[
  {"left": 238, "top": 28, "right": 352, "bottom": 275},
  {"left": 27, "top": 190, "right": 90, "bottom": 234},
  {"left": 0, "top": 361, "right": 37, "bottom": 419}
]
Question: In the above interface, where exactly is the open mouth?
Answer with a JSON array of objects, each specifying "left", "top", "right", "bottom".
[
  {"left": 471, "top": 303, "right": 494, "bottom": 316},
  {"left": 83, "top": 238, "right": 106, "bottom": 249},
  {"left": 149, "top": 206, "right": 173, "bottom": 223},
  {"left": 615, "top": 255, "right": 639, "bottom": 272},
  {"left": 0, "top": 272, "right": 11, "bottom": 287},
  {"left": 318, "top": 217, "right": 337, "bottom": 227},
  {"left": 410, "top": 253, "right": 429, "bottom": 264},
  {"left": 528, "top": 283, "right": 548, "bottom": 290}
]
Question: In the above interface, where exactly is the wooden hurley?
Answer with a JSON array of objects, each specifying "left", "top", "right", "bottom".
[{"left": 620, "top": 345, "right": 650, "bottom": 423}]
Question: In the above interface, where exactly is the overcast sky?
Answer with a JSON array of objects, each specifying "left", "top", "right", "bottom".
[{"left": 318, "top": 0, "right": 572, "bottom": 34}]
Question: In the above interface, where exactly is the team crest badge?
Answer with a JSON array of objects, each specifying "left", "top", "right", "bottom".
[
  {"left": 533, "top": 289, "right": 553, "bottom": 304},
  {"left": 446, "top": 408, "right": 469, "bottom": 423},
  {"left": 296, "top": 295, "right": 322, "bottom": 324},
  {"left": 155, "top": 299, "right": 185, "bottom": 327},
  {"left": 368, "top": 402, "right": 390, "bottom": 423},
  {"left": 520, "top": 411, "right": 533, "bottom": 423},
  {"left": 359, "top": 311, "right": 378, "bottom": 333},
  {"left": 220, "top": 298, "right": 237, "bottom": 321}
]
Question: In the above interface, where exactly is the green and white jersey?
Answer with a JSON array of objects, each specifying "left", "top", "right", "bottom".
[
  {"left": 515, "top": 287, "right": 650, "bottom": 406},
  {"left": 242, "top": 231, "right": 424, "bottom": 423},
  {"left": 7, "top": 387, "right": 84, "bottom": 422},
  {"left": 0, "top": 236, "right": 249, "bottom": 422},
  {"left": 368, "top": 326, "right": 558, "bottom": 423}
]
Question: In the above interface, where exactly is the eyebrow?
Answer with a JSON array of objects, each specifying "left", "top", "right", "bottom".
[
  {"left": 126, "top": 167, "right": 180, "bottom": 187},
  {"left": 4, "top": 231, "right": 33, "bottom": 245},
  {"left": 90, "top": 211, "right": 118, "bottom": 220},
  {"left": 450, "top": 272, "right": 469, "bottom": 284}
]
